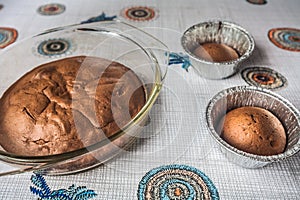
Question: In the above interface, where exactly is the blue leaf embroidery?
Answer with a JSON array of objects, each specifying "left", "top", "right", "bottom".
[
  {"left": 168, "top": 52, "right": 191, "bottom": 72},
  {"left": 30, "top": 173, "right": 97, "bottom": 200},
  {"left": 81, "top": 12, "right": 117, "bottom": 24}
]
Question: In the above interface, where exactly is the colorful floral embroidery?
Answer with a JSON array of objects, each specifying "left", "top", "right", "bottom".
[
  {"left": 138, "top": 164, "right": 219, "bottom": 200},
  {"left": 0, "top": 27, "right": 18, "bottom": 48},
  {"left": 121, "top": 6, "right": 157, "bottom": 21},
  {"left": 241, "top": 66, "right": 287, "bottom": 90},
  {"left": 268, "top": 28, "right": 300, "bottom": 52},
  {"left": 246, "top": 0, "right": 267, "bottom": 5},
  {"left": 37, "top": 3, "right": 65, "bottom": 16},
  {"left": 35, "top": 38, "right": 75, "bottom": 58}
]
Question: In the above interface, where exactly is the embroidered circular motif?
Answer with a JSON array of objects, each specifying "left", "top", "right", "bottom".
[
  {"left": 268, "top": 28, "right": 300, "bottom": 52},
  {"left": 121, "top": 6, "right": 157, "bottom": 21},
  {"left": 246, "top": 0, "right": 267, "bottom": 5},
  {"left": 241, "top": 66, "right": 287, "bottom": 90},
  {"left": 138, "top": 165, "right": 219, "bottom": 200},
  {"left": 37, "top": 3, "right": 65, "bottom": 15},
  {"left": 36, "top": 38, "right": 73, "bottom": 57},
  {"left": 0, "top": 27, "right": 18, "bottom": 49}
]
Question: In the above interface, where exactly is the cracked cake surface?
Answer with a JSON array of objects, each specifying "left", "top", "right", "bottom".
[
  {"left": 0, "top": 56, "right": 146, "bottom": 156},
  {"left": 220, "top": 106, "right": 286, "bottom": 156}
]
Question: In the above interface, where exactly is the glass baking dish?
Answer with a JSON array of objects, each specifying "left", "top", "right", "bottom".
[{"left": 0, "top": 20, "right": 169, "bottom": 175}]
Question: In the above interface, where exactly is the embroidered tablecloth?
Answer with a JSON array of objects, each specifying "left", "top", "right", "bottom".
[{"left": 0, "top": 0, "right": 299, "bottom": 199}]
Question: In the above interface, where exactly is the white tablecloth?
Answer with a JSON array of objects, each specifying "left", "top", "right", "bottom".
[{"left": 0, "top": 0, "right": 299, "bottom": 199}]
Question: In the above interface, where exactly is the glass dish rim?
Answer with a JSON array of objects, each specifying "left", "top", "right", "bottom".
[{"left": 0, "top": 20, "right": 170, "bottom": 166}]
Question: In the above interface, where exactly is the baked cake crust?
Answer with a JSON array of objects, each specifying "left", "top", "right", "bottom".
[
  {"left": 0, "top": 56, "right": 145, "bottom": 156},
  {"left": 221, "top": 106, "right": 286, "bottom": 156}
]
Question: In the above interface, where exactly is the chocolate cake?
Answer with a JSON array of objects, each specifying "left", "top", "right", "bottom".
[{"left": 0, "top": 56, "right": 146, "bottom": 156}]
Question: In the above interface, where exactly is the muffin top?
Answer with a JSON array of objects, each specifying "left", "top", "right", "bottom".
[
  {"left": 220, "top": 106, "right": 286, "bottom": 156},
  {"left": 193, "top": 43, "right": 239, "bottom": 62}
]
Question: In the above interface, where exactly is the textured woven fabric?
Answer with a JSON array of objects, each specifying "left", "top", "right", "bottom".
[{"left": 0, "top": 0, "right": 299, "bottom": 199}]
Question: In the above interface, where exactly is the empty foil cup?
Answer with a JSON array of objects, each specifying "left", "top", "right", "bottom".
[
  {"left": 206, "top": 86, "right": 300, "bottom": 168},
  {"left": 181, "top": 20, "right": 255, "bottom": 79}
]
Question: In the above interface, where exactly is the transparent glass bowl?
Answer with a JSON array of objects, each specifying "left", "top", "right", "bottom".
[{"left": 0, "top": 20, "right": 169, "bottom": 175}]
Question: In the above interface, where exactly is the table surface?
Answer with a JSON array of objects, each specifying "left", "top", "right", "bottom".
[{"left": 0, "top": 0, "right": 299, "bottom": 199}]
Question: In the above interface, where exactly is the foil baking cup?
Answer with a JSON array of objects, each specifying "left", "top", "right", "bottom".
[
  {"left": 181, "top": 20, "right": 255, "bottom": 79},
  {"left": 206, "top": 86, "right": 300, "bottom": 168}
]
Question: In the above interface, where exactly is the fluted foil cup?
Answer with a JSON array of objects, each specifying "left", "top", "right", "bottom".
[
  {"left": 181, "top": 20, "right": 255, "bottom": 79},
  {"left": 206, "top": 86, "right": 300, "bottom": 168}
]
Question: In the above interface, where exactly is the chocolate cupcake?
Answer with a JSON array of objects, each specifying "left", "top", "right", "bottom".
[
  {"left": 220, "top": 106, "right": 286, "bottom": 156},
  {"left": 193, "top": 43, "right": 239, "bottom": 62}
]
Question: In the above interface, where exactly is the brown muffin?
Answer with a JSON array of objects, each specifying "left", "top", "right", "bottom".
[
  {"left": 0, "top": 56, "right": 146, "bottom": 156},
  {"left": 220, "top": 106, "right": 286, "bottom": 156},
  {"left": 193, "top": 43, "right": 239, "bottom": 62}
]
